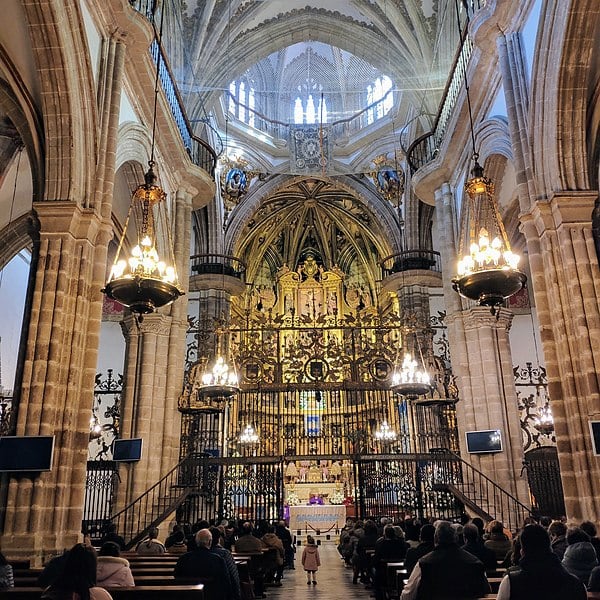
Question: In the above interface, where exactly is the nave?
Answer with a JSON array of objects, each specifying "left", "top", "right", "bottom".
[{"left": 266, "top": 541, "right": 371, "bottom": 600}]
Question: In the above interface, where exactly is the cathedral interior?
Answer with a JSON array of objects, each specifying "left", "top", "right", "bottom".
[{"left": 0, "top": 0, "right": 600, "bottom": 563}]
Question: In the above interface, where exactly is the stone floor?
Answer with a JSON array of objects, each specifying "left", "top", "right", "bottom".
[{"left": 263, "top": 540, "right": 373, "bottom": 600}]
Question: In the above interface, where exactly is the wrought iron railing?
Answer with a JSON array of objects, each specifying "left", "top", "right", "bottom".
[
  {"left": 83, "top": 461, "right": 120, "bottom": 539},
  {"left": 0, "top": 393, "right": 13, "bottom": 436},
  {"left": 189, "top": 253, "right": 247, "bottom": 280},
  {"left": 380, "top": 249, "right": 442, "bottom": 278},
  {"left": 406, "top": 1, "right": 486, "bottom": 172},
  {"left": 108, "top": 454, "right": 196, "bottom": 549},
  {"left": 430, "top": 449, "right": 531, "bottom": 532},
  {"left": 149, "top": 41, "right": 217, "bottom": 176},
  {"left": 128, "top": 1, "right": 217, "bottom": 176}
]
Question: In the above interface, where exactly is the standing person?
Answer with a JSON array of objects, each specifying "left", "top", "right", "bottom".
[
  {"left": 301, "top": 535, "right": 321, "bottom": 585},
  {"left": 0, "top": 552, "right": 14, "bottom": 589},
  {"left": 41, "top": 543, "right": 112, "bottom": 600}
]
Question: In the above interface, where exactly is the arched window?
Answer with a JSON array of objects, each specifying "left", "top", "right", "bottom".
[
  {"left": 294, "top": 97, "right": 304, "bottom": 124},
  {"left": 248, "top": 88, "right": 256, "bottom": 128},
  {"left": 366, "top": 76, "right": 394, "bottom": 124},
  {"left": 228, "top": 82, "right": 236, "bottom": 115},
  {"left": 366, "top": 85, "right": 374, "bottom": 125},
  {"left": 381, "top": 76, "right": 393, "bottom": 114},
  {"left": 305, "top": 94, "right": 316, "bottom": 124},
  {"left": 238, "top": 82, "right": 246, "bottom": 122}
]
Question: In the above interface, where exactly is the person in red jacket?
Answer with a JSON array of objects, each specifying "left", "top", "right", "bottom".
[{"left": 301, "top": 535, "right": 321, "bottom": 585}]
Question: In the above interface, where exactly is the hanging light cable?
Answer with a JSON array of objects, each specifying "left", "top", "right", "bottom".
[
  {"left": 450, "top": 0, "right": 526, "bottom": 309},
  {"left": 102, "top": 8, "right": 183, "bottom": 316}
]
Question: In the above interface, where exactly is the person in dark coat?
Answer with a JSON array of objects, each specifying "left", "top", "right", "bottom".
[
  {"left": 400, "top": 521, "right": 490, "bottom": 600},
  {"left": 496, "top": 524, "right": 586, "bottom": 600},
  {"left": 462, "top": 523, "right": 498, "bottom": 572},
  {"left": 562, "top": 528, "right": 598, "bottom": 584},
  {"left": 99, "top": 524, "right": 126, "bottom": 551},
  {"left": 549, "top": 520, "right": 568, "bottom": 560},
  {"left": 174, "top": 529, "right": 232, "bottom": 600},
  {"left": 208, "top": 526, "right": 241, "bottom": 600},
  {"left": 404, "top": 524, "right": 435, "bottom": 576},
  {"left": 373, "top": 524, "right": 409, "bottom": 600},
  {"left": 580, "top": 521, "right": 600, "bottom": 559}
]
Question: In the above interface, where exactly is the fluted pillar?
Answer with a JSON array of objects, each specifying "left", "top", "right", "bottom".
[
  {"left": 436, "top": 184, "right": 529, "bottom": 513},
  {"left": 0, "top": 33, "right": 126, "bottom": 563},
  {"left": 119, "top": 313, "right": 172, "bottom": 506},
  {"left": 521, "top": 192, "right": 600, "bottom": 521},
  {"left": 0, "top": 204, "right": 105, "bottom": 563}
]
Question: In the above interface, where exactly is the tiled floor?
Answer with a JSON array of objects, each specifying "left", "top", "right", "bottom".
[{"left": 265, "top": 540, "right": 372, "bottom": 600}]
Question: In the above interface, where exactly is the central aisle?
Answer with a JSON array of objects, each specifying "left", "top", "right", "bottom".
[{"left": 265, "top": 540, "right": 374, "bottom": 600}]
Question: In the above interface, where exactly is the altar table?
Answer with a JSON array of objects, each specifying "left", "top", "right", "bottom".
[{"left": 288, "top": 504, "right": 346, "bottom": 532}]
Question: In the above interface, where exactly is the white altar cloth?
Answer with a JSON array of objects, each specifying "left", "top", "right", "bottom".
[{"left": 288, "top": 504, "right": 346, "bottom": 532}]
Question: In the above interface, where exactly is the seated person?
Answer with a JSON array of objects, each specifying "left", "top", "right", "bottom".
[
  {"left": 99, "top": 524, "right": 126, "bottom": 551},
  {"left": 96, "top": 542, "right": 134, "bottom": 588},
  {"left": 135, "top": 526, "right": 165, "bottom": 555},
  {"left": 41, "top": 543, "right": 112, "bottom": 600},
  {"left": 175, "top": 529, "right": 232, "bottom": 600}
]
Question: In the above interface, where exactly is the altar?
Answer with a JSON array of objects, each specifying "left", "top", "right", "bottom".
[{"left": 288, "top": 504, "right": 346, "bottom": 532}]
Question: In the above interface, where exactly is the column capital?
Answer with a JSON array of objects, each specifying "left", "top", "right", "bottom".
[
  {"left": 462, "top": 306, "right": 514, "bottom": 331},
  {"left": 33, "top": 201, "right": 103, "bottom": 243},
  {"left": 525, "top": 191, "right": 598, "bottom": 236}
]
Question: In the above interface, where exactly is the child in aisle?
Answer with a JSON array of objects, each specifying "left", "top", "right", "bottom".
[{"left": 301, "top": 535, "right": 321, "bottom": 585}]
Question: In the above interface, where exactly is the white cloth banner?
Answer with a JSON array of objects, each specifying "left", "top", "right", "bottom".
[{"left": 289, "top": 505, "right": 346, "bottom": 532}]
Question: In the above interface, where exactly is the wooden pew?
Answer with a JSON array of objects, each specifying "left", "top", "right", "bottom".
[{"left": 0, "top": 585, "right": 204, "bottom": 600}]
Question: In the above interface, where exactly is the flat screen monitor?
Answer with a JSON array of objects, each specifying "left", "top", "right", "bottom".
[
  {"left": 589, "top": 421, "right": 600, "bottom": 455},
  {"left": 465, "top": 429, "right": 503, "bottom": 454},
  {"left": 0, "top": 435, "right": 55, "bottom": 472},
  {"left": 113, "top": 438, "right": 143, "bottom": 462}
]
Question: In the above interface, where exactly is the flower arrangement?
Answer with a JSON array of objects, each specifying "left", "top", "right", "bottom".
[
  {"left": 329, "top": 489, "right": 345, "bottom": 505},
  {"left": 286, "top": 490, "right": 301, "bottom": 506}
]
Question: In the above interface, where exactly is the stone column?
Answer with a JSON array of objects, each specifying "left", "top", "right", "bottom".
[
  {"left": 118, "top": 313, "right": 172, "bottom": 506},
  {"left": 436, "top": 183, "right": 529, "bottom": 513},
  {"left": 0, "top": 204, "right": 105, "bottom": 563},
  {"left": 161, "top": 189, "right": 193, "bottom": 471},
  {"left": 522, "top": 192, "right": 600, "bottom": 521},
  {"left": 0, "top": 34, "right": 126, "bottom": 563}
]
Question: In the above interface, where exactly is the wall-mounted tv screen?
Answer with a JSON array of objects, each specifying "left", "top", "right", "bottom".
[
  {"left": 465, "top": 430, "right": 503, "bottom": 454},
  {"left": 0, "top": 435, "right": 55, "bottom": 472},
  {"left": 113, "top": 438, "right": 142, "bottom": 462},
  {"left": 589, "top": 422, "right": 600, "bottom": 456}
]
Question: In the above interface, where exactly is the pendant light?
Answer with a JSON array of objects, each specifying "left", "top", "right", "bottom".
[{"left": 102, "top": 11, "right": 183, "bottom": 316}]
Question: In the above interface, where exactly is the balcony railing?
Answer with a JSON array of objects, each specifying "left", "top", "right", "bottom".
[
  {"left": 190, "top": 254, "right": 247, "bottom": 281},
  {"left": 406, "top": 1, "right": 484, "bottom": 172},
  {"left": 129, "top": 1, "right": 217, "bottom": 177},
  {"left": 380, "top": 250, "right": 442, "bottom": 278}
]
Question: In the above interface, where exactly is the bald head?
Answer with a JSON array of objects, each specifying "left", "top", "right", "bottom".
[{"left": 195, "top": 528, "right": 212, "bottom": 549}]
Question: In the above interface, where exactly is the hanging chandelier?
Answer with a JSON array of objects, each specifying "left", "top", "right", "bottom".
[
  {"left": 390, "top": 352, "right": 432, "bottom": 398},
  {"left": 452, "top": 157, "right": 526, "bottom": 307},
  {"left": 102, "top": 14, "right": 183, "bottom": 316},
  {"left": 198, "top": 355, "right": 240, "bottom": 398},
  {"left": 103, "top": 163, "right": 183, "bottom": 315},
  {"left": 239, "top": 424, "right": 259, "bottom": 445},
  {"left": 374, "top": 420, "right": 397, "bottom": 443},
  {"left": 533, "top": 400, "right": 554, "bottom": 435}
]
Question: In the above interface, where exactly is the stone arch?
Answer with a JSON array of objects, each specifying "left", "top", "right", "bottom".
[
  {"left": 224, "top": 173, "right": 402, "bottom": 257},
  {"left": 0, "top": 212, "right": 38, "bottom": 271},
  {"left": 22, "top": 0, "right": 97, "bottom": 205},
  {"left": 531, "top": 0, "right": 599, "bottom": 193},
  {"left": 0, "top": 74, "right": 43, "bottom": 203}
]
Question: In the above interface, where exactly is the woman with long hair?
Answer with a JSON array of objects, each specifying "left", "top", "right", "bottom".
[{"left": 41, "top": 543, "right": 112, "bottom": 600}]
